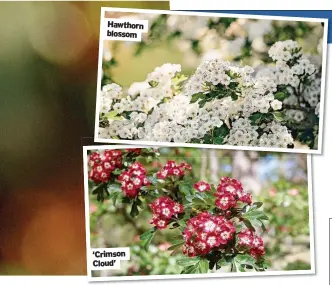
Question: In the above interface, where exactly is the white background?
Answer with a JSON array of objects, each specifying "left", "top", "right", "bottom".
[{"left": 2, "top": 2, "right": 332, "bottom": 285}]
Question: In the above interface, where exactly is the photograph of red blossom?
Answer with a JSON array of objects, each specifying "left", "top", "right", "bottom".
[
  {"left": 83, "top": 146, "right": 314, "bottom": 281},
  {"left": 94, "top": 8, "right": 327, "bottom": 154}
]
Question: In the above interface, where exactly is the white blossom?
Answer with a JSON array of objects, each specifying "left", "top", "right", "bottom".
[
  {"left": 271, "top": 99, "right": 282, "bottom": 110},
  {"left": 98, "top": 39, "right": 320, "bottom": 149}
]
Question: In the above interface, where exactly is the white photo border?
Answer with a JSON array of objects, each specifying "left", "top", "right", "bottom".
[
  {"left": 94, "top": 7, "right": 328, "bottom": 155},
  {"left": 83, "top": 144, "right": 315, "bottom": 282}
]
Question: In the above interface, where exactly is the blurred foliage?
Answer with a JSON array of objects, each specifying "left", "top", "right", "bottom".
[
  {"left": 260, "top": 179, "right": 309, "bottom": 238},
  {"left": 257, "top": 179, "right": 310, "bottom": 269},
  {"left": 0, "top": 1, "right": 169, "bottom": 276},
  {"left": 283, "top": 260, "right": 311, "bottom": 271}
]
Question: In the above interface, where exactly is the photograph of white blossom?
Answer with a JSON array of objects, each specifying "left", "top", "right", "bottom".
[{"left": 95, "top": 8, "right": 327, "bottom": 153}]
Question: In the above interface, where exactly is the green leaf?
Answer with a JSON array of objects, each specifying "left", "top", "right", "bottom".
[
  {"left": 192, "top": 198, "right": 207, "bottom": 207},
  {"left": 169, "top": 222, "right": 180, "bottom": 229},
  {"left": 213, "top": 124, "right": 229, "bottom": 144},
  {"left": 217, "top": 256, "right": 231, "bottom": 267},
  {"left": 254, "top": 259, "right": 268, "bottom": 271},
  {"left": 177, "top": 219, "right": 187, "bottom": 230},
  {"left": 243, "top": 218, "right": 256, "bottom": 231},
  {"left": 243, "top": 210, "right": 269, "bottom": 221},
  {"left": 140, "top": 228, "right": 156, "bottom": 240},
  {"left": 172, "top": 74, "right": 188, "bottom": 86},
  {"left": 172, "top": 234, "right": 184, "bottom": 240},
  {"left": 234, "top": 254, "right": 256, "bottom": 266},
  {"left": 148, "top": 80, "right": 159, "bottom": 87},
  {"left": 140, "top": 228, "right": 156, "bottom": 251},
  {"left": 231, "top": 260, "right": 237, "bottom": 272},
  {"left": 273, "top": 111, "right": 285, "bottom": 122},
  {"left": 130, "top": 202, "right": 139, "bottom": 218},
  {"left": 168, "top": 241, "right": 185, "bottom": 251},
  {"left": 147, "top": 176, "right": 158, "bottom": 185},
  {"left": 274, "top": 92, "right": 287, "bottom": 100},
  {"left": 181, "top": 264, "right": 200, "bottom": 274},
  {"left": 249, "top": 113, "right": 264, "bottom": 124},
  {"left": 260, "top": 221, "right": 268, "bottom": 233},
  {"left": 92, "top": 183, "right": 105, "bottom": 195},
  {"left": 140, "top": 185, "right": 156, "bottom": 191},
  {"left": 108, "top": 190, "right": 121, "bottom": 206},
  {"left": 104, "top": 110, "right": 123, "bottom": 121},
  {"left": 198, "top": 259, "right": 209, "bottom": 273},
  {"left": 190, "top": 93, "right": 205, "bottom": 103},
  {"left": 107, "top": 183, "right": 121, "bottom": 192},
  {"left": 230, "top": 254, "right": 256, "bottom": 272},
  {"left": 122, "top": 197, "right": 131, "bottom": 204},
  {"left": 171, "top": 238, "right": 185, "bottom": 244},
  {"left": 91, "top": 184, "right": 109, "bottom": 202},
  {"left": 252, "top": 202, "right": 263, "bottom": 209},
  {"left": 230, "top": 93, "right": 238, "bottom": 101},
  {"left": 194, "top": 192, "right": 206, "bottom": 202},
  {"left": 179, "top": 182, "right": 193, "bottom": 196},
  {"left": 177, "top": 256, "right": 201, "bottom": 267},
  {"left": 112, "top": 169, "right": 122, "bottom": 175},
  {"left": 136, "top": 198, "right": 144, "bottom": 209},
  {"left": 236, "top": 224, "right": 243, "bottom": 233}
]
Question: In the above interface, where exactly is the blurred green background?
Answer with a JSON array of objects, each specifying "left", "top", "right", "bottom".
[
  {"left": 0, "top": 1, "right": 169, "bottom": 275},
  {"left": 88, "top": 148, "right": 311, "bottom": 277}
]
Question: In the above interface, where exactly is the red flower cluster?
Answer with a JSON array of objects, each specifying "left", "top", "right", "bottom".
[
  {"left": 237, "top": 229, "right": 265, "bottom": 259},
  {"left": 149, "top": 197, "right": 184, "bottom": 229},
  {"left": 194, "top": 181, "right": 211, "bottom": 192},
  {"left": 156, "top": 160, "right": 192, "bottom": 179},
  {"left": 88, "top": 150, "right": 123, "bottom": 183},
  {"left": 215, "top": 177, "right": 252, "bottom": 211},
  {"left": 118, "top": 162, "right": 150, "bottom": 199},
  {"left": 182, "top": 212, "right": 236, "bottom": 257}
]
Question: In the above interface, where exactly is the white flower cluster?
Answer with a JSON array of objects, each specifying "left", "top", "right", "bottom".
[
  {"left": 259, "top": 122, "right": 294, "bottom": 148},
  {"left": 268, "top": 40, "right": 301, "bottom": 62},
  {"left": 98, "top": 40, "right": 323, "bottom": 148},
  {"left": 183, "top": 59, "right": 281, "bottom": 117},
  {"left": 285, "top": 110, "right": 305, "bottom": 122},
  {"left": 303, "top": 78, "right": 321, "bottom": 107},
  {"left": 269, "top": 41, "right": 316, "bottom": 84},
  {"left": 183, "top": 59, "right": 248, "bottom": 96},
  {"left": 257, "top": 40, "right": 319, "bottom": 109},
  {"left": 139, "top": 94, "right": 227, "bottom": 142},
  {"left": 223, "top": 118, "right": 259, "bottom": 146},
  {"left": 100, "top": 83, "right": 123, "bottom": 113},
  {"left": 223, "top": 119, "right": 293, "bottom": 148},
  {"left": 106, "top": 63, "right": 181, "bottom": 115}
]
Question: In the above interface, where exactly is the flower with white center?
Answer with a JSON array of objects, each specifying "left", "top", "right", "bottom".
[
  {"left": 207, "top": 236, "right": 217, "bottom": 247},
  {"left": 271, "top": 99, "right": 282, "bottom": 110},
  {"left": 162, "top": 208, "right": 171, "bottom": 217},
  {"left": 204, "top": 221, "right": 216, "bottom": 232},
  {"left": 221, "top": 231, "right": 230, "bottom": 240}
]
